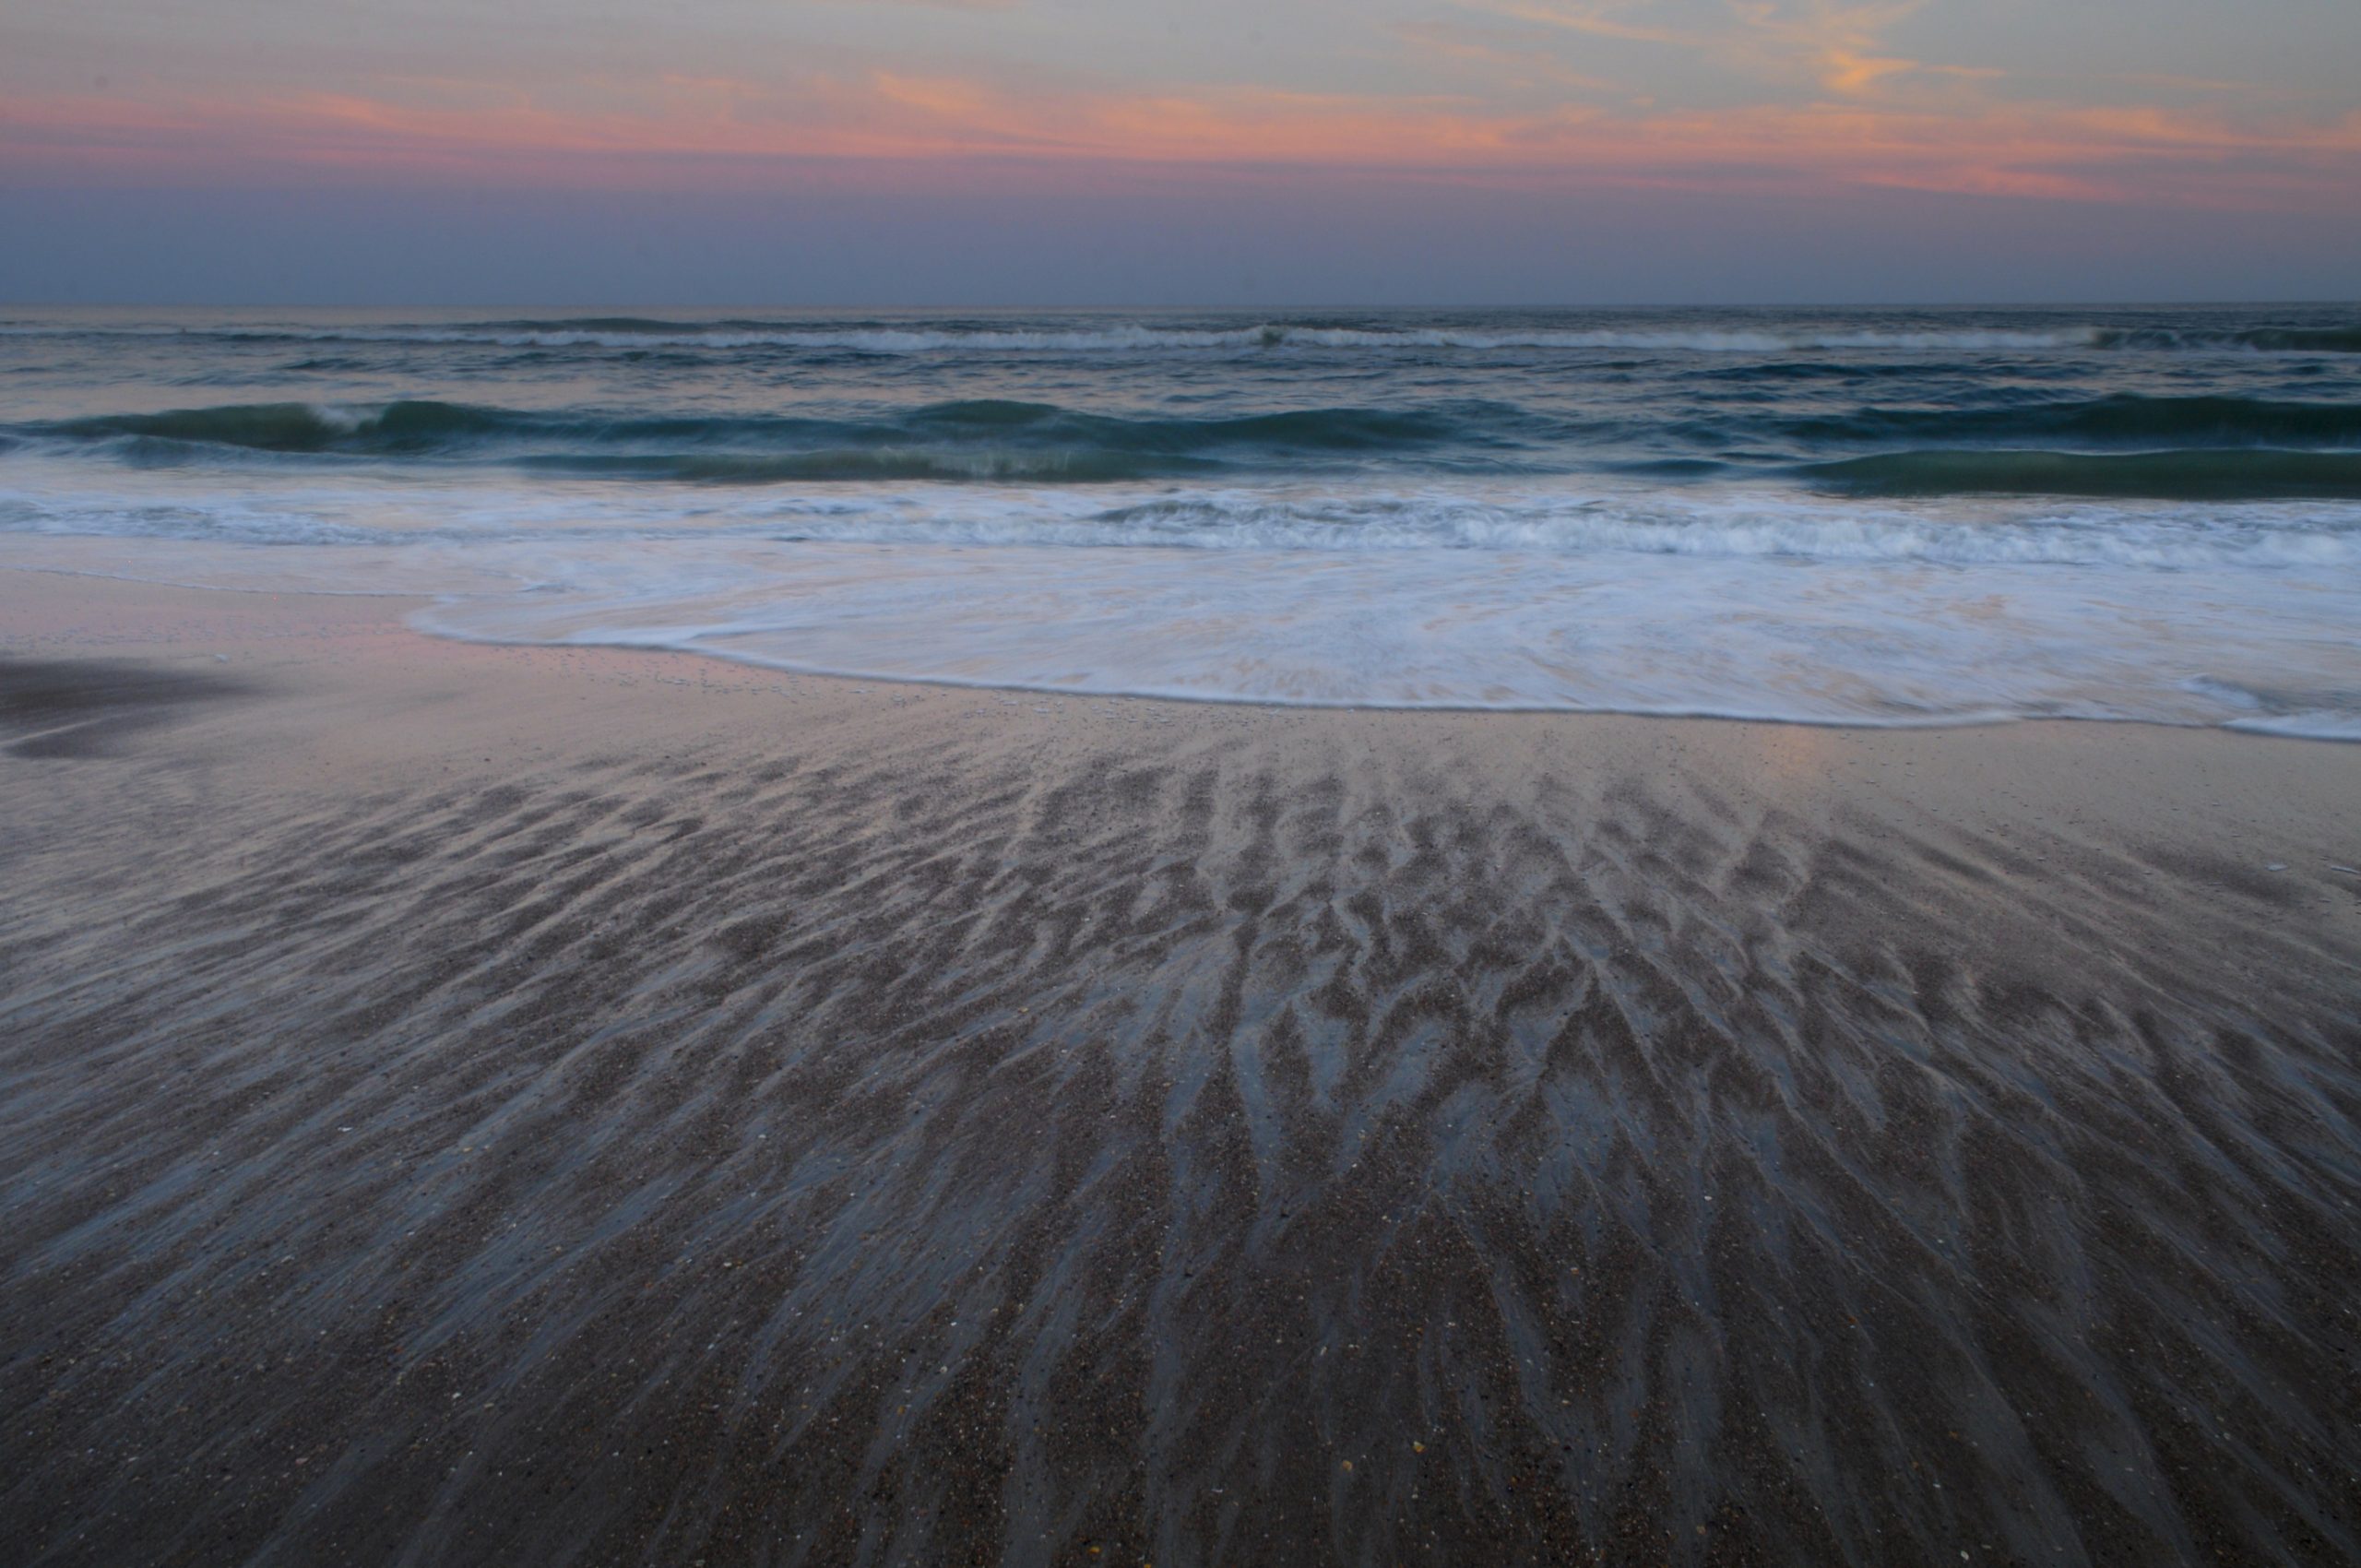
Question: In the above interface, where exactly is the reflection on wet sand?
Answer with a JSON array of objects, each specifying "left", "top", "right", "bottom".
[{"left": 3, "top": 595, "right": 2358, "bottom": 1567}]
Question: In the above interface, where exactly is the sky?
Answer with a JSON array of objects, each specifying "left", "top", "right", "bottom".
[{"left": 3, "top": 0, "right": 2356, "bottom": 304}]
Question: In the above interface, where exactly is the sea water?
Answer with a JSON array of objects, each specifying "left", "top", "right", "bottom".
[{"left": 3, "top": 303, "right": 2355, "bottom": 733}]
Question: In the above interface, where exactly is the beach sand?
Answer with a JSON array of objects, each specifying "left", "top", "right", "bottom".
[{"left": 3, "top": 570, "right": 2357, "bottom": 1566}]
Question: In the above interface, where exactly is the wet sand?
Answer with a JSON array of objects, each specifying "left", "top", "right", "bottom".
[{"left": 3, "top": 570, "right": 2358, "bottom": 1567}]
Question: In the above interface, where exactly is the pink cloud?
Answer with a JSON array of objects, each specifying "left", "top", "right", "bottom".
[{"left": 3, "top": 74, "right": 2354, "bottom": 213}]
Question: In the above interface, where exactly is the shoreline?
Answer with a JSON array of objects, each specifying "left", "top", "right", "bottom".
[
  {"left": 4, "top": 569, "right": 2358, "bottom": 1566},
  {"left": 11, "top": 557, "right": 2361, "bottom": 742}
]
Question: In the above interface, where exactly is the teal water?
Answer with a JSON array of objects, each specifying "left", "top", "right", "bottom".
[{"left": 4, "top": 304, "right": 2357, "bottom": 731}]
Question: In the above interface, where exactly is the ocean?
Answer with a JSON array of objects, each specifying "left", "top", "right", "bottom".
[{"left": 4, "top": 303, "right": 2357, "bottom": 733}]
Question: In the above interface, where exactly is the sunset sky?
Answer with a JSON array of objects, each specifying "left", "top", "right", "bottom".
[{"left": 5, "top": 0, "right": 2356, "bottom": 303}]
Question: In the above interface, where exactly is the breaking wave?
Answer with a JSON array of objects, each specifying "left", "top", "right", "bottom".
[
  {"left": 16, "top": 399, "right": 1540, "bottom": 481},
  {"left": 1802, "top": 448, "right": 2361, "bottom": 501},
  {"left": 6, "top": 473, "right": 2355, "bottom": 570},
  {"left": 17, "top": 392, "right": 2361, "bottom": 493}
]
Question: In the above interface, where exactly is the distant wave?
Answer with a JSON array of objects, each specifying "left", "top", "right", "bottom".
[
  {"left": 19, "top": 317, "right": 2361, "bottom": 354},
  {"left": 17, "top": 398, "right": 1548, "bottom": 481},
  {"left": 2092, "top": 325, "right": 2361, "bottom": 354},
  {"left": 3, "top": 318, "right": 2091, "bottom": 352},
  {"left": 1779, "top": 394, "right": 2361, "bottom": 448},
  {"left": 10, "top": 313, "right": 2361, "bottom": 360}
]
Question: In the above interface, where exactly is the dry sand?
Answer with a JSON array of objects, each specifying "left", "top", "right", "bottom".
[{"left": 3, "top": 570, "right": 2357, "bottom": 1566}]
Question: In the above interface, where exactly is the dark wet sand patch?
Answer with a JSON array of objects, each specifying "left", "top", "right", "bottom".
[
  {"left": 2, "top": 574, "right": 2358, "bottom": 1567},
  {"left": 0, "top": 655, "right": 251, "bottom": 758}
]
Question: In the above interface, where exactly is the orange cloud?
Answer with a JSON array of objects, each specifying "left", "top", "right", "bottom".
[
  {"left": 3, "top": 72, "right": 2354, "bottom": 212},
  {"left": 1454, "top": 0, "right": 1960, "bottom": 99}
]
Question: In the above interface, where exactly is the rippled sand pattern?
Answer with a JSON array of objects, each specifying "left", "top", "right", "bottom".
[{"left": 3, "top": 647, "right": 2358, "bottom": 1567}]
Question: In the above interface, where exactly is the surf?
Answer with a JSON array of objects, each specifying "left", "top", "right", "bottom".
[{"left": 1801, "top": 448, "right": 2361, "bottom": 501}]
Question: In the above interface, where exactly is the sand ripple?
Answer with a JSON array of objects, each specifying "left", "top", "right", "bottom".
[{"left": 4, "top": 654, "right": 2358, "bottom": 1565}]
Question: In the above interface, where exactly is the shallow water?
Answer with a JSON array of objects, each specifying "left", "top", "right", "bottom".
[{"left": 3, "top": 304, "right": 2358, "bottom": 731}]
